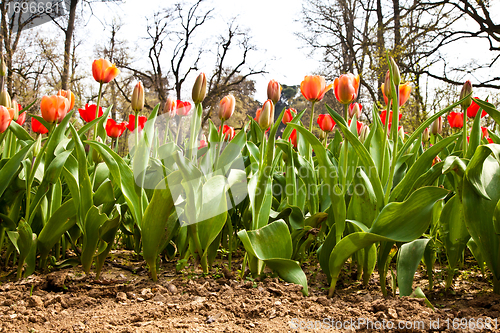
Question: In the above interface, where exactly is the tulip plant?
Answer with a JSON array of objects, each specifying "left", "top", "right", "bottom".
[{"left": 0, "top": 52, "right": 499, "bottom": 302}]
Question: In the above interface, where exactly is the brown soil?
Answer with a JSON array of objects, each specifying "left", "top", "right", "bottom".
[{"left": 0, "top": 251, "right": 499, "bottom": 332}]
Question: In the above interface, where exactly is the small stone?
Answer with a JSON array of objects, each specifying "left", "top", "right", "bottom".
[
  {"left": 73, "top": 321, "right": 86, "bottom": 331},
  {"left": 388, "top": 308, "right": 398, "bottom": 319},
  {"left": 116, "top": 292, "right": 127, "bottom": 302},
  {"left": 222, "top": 267, "right": 234, "bottom": 279},
  {"left": 167, "top": 284, "right": 178, "bottom": 294},
  {"left": 27, "top": 296, "right": 44, "bottom": 308},
  {"left": 274, "top": 301, "right": 282, "bottom": 306},
  {"left": 152, "top": 294, "right": 166, "bottom": 303}
]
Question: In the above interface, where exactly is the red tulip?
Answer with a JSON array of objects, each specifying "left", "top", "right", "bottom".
[
  {"left": 0, "top": 106, "right": 12, "bottom": 133},
  {"left": 333, "top": 73, "right": 360, "bottom": 104},
  {"left": 379, "top": 110, "right": 402, "bottom": 126},
  {"left": 300, "top": 75, "right": 333, "bottom": 102},
  {"left": 282, "top": 108, "right": 297, "bottom": 125},
  {"left": 79, "top": 104, "right": 103, "bottom": 123},
  {"left": 487, "top": 138, "right": 493, "bottom": 144},
  {"left": 317, "top": 114, "right": 335, "bottom": 132},
  {"left": 176, "top": 100, "right": 191, "bottom": 117},
  {"left": 221, "top": 124, "right": 235, "bottom": 140},
  {"left": 92, "top": 58, "right": 120, "bottom": 84},
  {"left": 348, "top": 103, "right": 362, "bottom": 119},
  {"left": 127, "top": 114, "right": 147, "bottom": 131},
  {"left": 481, "top": 127, "right": 489, "bottom": 139},
  {"left": 289, "top": 129, "right": 297, "bottom": 148},
  {"left": 40, "top": 95, "right": 70, "bottom": 123},
  {"left": 16, "top": 111, "right": 26, "bottom": 125},
  {"left": 32, "top": 117, "right": 48, "bottom": 134},
  {"left": 381, "top": 82, "right": 412, "bottom": 107},
  {"left": 467, "top": 97, "right": 488, "bottom": 118},
  {"left": 106, "top": 118, "right": 128, "bottom": 138},
  {"left": 199, "top": 139, "right": 208, "bottom": 149},
  {"left": 163, "top": 96, "right": 176, "bottom": 119},
  {"left": 447, "top": 111, "right": 464, "bottom": 128},
  {"left": 348, "top": 119, "right": 363, "bottom": 135}
]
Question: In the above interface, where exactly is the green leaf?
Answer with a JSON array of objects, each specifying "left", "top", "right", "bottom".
[
  {"left": 237, "top": 220, "right": 308, "bottom": 295},
  {"left": 81, "top": 206, "right": 110, "bottom": 273},
  {"left": 9, "top": 121, "right": 33, "bottom": 141},
  {"left": 465, "top": 144, "right": 500, "bottom": 199},
  {"left": 397, "top": 238, "right": 430, "bottom": 296},
  {"left": 473, "top": 98, "right": 500, "bottom": 125},
  {"left": 0, "top": 143, "right": 33, "bottom": 198},
  {"left": 347, "top": 167, "right": 378, "bottom": 228},
  {"left": 37, "top": 199, "right": 77, "bottom": 261}
]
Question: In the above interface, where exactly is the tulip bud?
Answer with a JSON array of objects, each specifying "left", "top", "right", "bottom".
[
  {"left": 460, "top": 80, "right": 472, "bottom": 109},
  {"left": 92, "top": 137, "right": 104, "bottom": 164},
  {"left": 267, "top": 79, "right": 282, "bottom": 105},
  {"left": 0, "top": 89, "right": 11, "bottom": 108},
  {"left": 0, "top": 54, "right": 6, "bottom": 77},
  {"left": 10, "top": 99, "right": 18, "bottom": 121},
  {"left": 423, "top": 128, "right": 430, "bottom": 142},
  {"left": 163, "top": 96, "right": 176, "bottom": 119},
  {"left": 192, "top": 72, "right": 207, "bottom": 104},
  {"left": 398, "top": 126, "right": 405, "bottom": 142},
  {"left": 258, "top": 99, "right": 274, "bottom": 130},
  {"left": 282, "top": 108, "right": 296, "bottom": 125},
  {"left": 431, "top": 116, "right": 443, "bottom": 135},
  {"left": 131, "top": 81, "right": 144, "bottom": 112},
  {"left": 219, "top": 94, "right": 235, "bottom": 121},
  {"left": 389, "top": 57, "right": 401, "bottom": 87},
  {"left": 348, "top": 103, "right": 362, "bottom": 119},
  {"left": 359, "top": 124, "right": 370, "bottom": 143},
  {"left": 33, "top": 134, "right": 42, "bottom": 157},
  {"left": 383, "top": 71, "right": 391, "bottom": 101}
]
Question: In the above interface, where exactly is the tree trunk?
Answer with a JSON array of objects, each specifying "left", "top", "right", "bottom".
[
  {"left": 376, "top": 0, "right": 385, "bottom": 102},
  {"left": 392, "top": 0, "right": 401, "bottom": 61},
  {"left": 61, "top": 0, "right": 78, "bottom": 90}
]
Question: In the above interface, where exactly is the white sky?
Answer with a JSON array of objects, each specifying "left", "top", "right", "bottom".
[{"left": 79, "top": 0, "right": 318, "bottom": 103}]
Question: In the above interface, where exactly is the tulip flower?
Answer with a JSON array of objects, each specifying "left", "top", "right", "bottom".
[
  {"left": 254, "top": 108, "right": 262, "bottom": 122},
  {"left": 126, "top": 114, "right": 147, "bottom": 131},
  {"left": 92, "top": 58, "right": 120, "bottom": 84},
  {"left": 32, "top": 117, "right": 48, "bottom": 134},
  {"left": 78, "top": 103, "right": 103, "bottom": 123},
  {"left": 131, "top": 82, "right": 144, "bottom": 112},
  {"left": 282, "top": 108, "right": 296, "bottom": 125},
  {"left": 0, "top": 89, "right": 11, "bottom": 108},
  {"left": 447, "top": 111, "right": 464, "bottom": 128},
  {"left": 423, "top": 128, "right": 430, "bottom": 142},
  {"left": 487, "top": 138, "right": 494, "bottom": 144},
  {"left": 359, "top": 125, "right": 370, "bottom": 143},
  {"left": 300, "top": 75, "right": 333, "bottom": 102},
  {"left": 16, "top": 111, "right": 26, "bottom": 125},
  {"left": 106, "top": 118, "right": 128, "bottom": 138},
  {"left": 317, "top": 114, "right": 335, "bottom": 132},
  {"left": 431, "top": 116, "right": 443, "bottom": 135},
  {"left": 198, "top": 139, "right": 208, "bottom": 149},
  {"left": 348, "top": 103, "right": 362, "bottom": 119},
  {"left": 381, "top": 82, "right": 412, "bottom": 107},
  {"left": 333, "top": 73, "right": 360, "bottom": 105},
  {"left": 432, "top": 155, "right": 442, "bottom": 166},
  {"left": 163, "top": 96, "right": 176, "bottom": 119},
  {"left": 467, "top": 97, "right": 488, "bottom": 118},
  {"left": 289, "top": 129, "right": 297, "bottom": 148},
  {"left": 481, "top": 127, "right": 489, "bottom": 139},
  {"left": 219, "top": 94, "right": 235, "bottom": 121},
  {"left": 389, "top": 57, "right": 401, "bottom": 86},
  {"left": 40, "top": 95, "right": 70, "bottom": 123},
  {"left": 460, "top": 80, "right": 472, "bottom": 109},
  {"left": 0, "top": 105, "right": 11, "bottom": 133},
  {"left": 267, "top": 79, "right": 282, "bottom": 104},
  {"left": 221, "top": 124, "right": 235, "bottom": 140},
  {"left": 379, "top": 110, "right": 402, "bottom": 126},
  {"left": 192, "top": 72, "right": 207, "bottom": 104},
  {"left": 348, "top": 119, "right": 363, "bottom": 135},
  {"left": 57, "top": 89, "right": 75, "bottom": 110},
  {"left": 258, "top": 100, "right": 274, "bottom": 130},
  {"left": 176, "top": 100, "right": 191, "bottom": 116}
]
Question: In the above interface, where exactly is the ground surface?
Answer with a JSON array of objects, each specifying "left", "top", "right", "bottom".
[{"left": 0, "top": 250, "right": 499, "bottom": 332}]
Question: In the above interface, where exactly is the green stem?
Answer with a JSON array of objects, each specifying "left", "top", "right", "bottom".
[
  {"left": 379, "top": 102, "right": 391, "bottom": 178},
  {"left": 175, "top": 116, "right": 183, "bottom": 147},
  {"left": 342, "top": 104, "right": 349, "bottom": 194},
  {"left": 384, "top": 96, "right": 400, "bottom": 204},
  {"left": 188, "top": 224, "right": 207, "bottom": 273},
  {"left": 93, "top": 83, "right": 103, "bottom": 141},
  {"left": 462, "top": 109, "right": 467, "bottom": 157},
  {"left": 214, "top": 118, "right": 225, "bottom": 170},
  {"left": 164, "top": 119, "right": 170, "bottom": 145},
  {"left": 307, "top": 101, "right": 316, "bottom": 161}
]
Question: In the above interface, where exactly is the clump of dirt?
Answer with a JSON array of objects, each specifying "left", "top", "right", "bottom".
[{"left": 0, "top": 250, "right": 498, "bottom": 332}]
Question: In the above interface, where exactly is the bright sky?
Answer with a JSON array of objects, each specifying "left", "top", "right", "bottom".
[{"left": 81, "top": 0, "right": 318, "bottom": 103}]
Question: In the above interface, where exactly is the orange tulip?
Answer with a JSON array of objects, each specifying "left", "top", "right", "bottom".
[
  {"left": 289, "top": 129, "right": 298, "bottom": 148},
  {"left": 267, "top": 79, "right": 282, "bottom": 104},
  {"left": 258, "top": 100, "right": 274, "bottom": 130},
  {"left": 0, "top": 105, "right": 12, "bottom": 133},
  {"left": 219, "top": 94, "right": 235, "bottom": 121},
  {"left": 221, "top": 124, "right": 235, "bottom": 141},
  {"left": 317, "top": 114, "right": 335, "bottom": 132},
  {"left": 381, "top": 82, "right": 412, "bottom": 107},
  {"left": 57, "top": 89, "right": 75, "bottom": 110},
  {"left": 282, "top": 108, "right": 296, "bottom": 125},
  {"left": 40, "top": 95, "right": 70, "bottom": 123},
  {"left": 300, "top": 75, "right": 333, "bottom": 102},
  {"left": 92, "top": 58, "right": 120, "bottom": 84},
  {"left": 333, "top": 73, "right": 360, "bottom": 105},
  {"left": 348, "top": 103, "right": 362, "bottom": 119}
]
